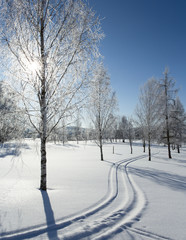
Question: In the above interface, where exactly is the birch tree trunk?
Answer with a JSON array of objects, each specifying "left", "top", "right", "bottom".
[
  {"left": 40, "top": 1, "right": 47, "bottom": 190},
  {"left": 40, "top": 137, "right": 47, "bottom": 190}
]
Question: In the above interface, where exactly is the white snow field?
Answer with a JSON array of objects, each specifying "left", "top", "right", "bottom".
[{"left": 0, "top": 139, "right": 186, "bottom": 240}]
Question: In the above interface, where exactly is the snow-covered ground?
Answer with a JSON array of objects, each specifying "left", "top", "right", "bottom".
[{"left": 0, "top": 139, "right": 185, "bottom": 240}]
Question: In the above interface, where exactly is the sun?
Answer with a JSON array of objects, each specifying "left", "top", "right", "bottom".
[{"left": 22, "top": 56, "right": 40, "bottom": 74}]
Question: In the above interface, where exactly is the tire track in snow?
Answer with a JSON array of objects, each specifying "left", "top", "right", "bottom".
[
  {"left": 0, "top": 156, "right": 138, "bottom": 240},
  {"left": 61, "top": 155, "right": 148, "bottom": 240},
  {"left": 90, "top": 153, "right": 172, "bottom": 240},
  {"left": 125, "top": 227, "right": 175, "bottom": 240},
  {"left": 60, "top": 153, "right": 171, "bottom": 240},
  {"left": 0, "top": 154, "right": 168, "bottom": 240}
]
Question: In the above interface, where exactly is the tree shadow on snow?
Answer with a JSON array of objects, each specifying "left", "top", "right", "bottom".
[
  {"left": 0, "top": 142, "right": 29, "bottom": 158},
  {"left": 41, "top": 190, "right": 60, "bottom": 240},
  {"left": 129, "top": 167, "right": 186, "bottom": 192},
  {"left": 153, "top": 155, "right": 186, "bottom": 167}
]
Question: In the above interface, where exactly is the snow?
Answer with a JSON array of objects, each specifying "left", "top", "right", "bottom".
[{"left": 0, "top": 140, "right": 186, "bottom": 240}]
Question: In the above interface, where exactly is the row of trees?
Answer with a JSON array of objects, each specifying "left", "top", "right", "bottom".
[
  {"left": 1, "top": 67, "right": 185, "bottom": 161},
  {"left": 135, "top": 68, "right": 186, "bottom": 161},
  {"left": 84, "top": 68, "right": 186, "bottom": 161},
  {"left": 0, "top": 1, "right": 185, "bottom": 190}
]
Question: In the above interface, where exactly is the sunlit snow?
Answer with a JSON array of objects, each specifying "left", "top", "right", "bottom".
[{"left": 0, "top": 140, "right": 185, "bottom": 239}]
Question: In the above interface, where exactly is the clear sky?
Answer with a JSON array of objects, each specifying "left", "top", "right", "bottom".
[{"left": 89, "top": 0, "right": 186, "bottom": 117}]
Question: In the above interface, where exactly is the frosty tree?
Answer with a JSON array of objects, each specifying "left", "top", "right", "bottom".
[
  {"left": 0, "top": 0, "right": 103, "bottom": 190},
  {"left": 74, "top": 109, "right": 82, "bottom": 144},
  {"left": 119, "top": 116, "right": 128, "bottom": 143},
  {"left": 135, "top": 78, "right": 161, "bottom": 161},
  {"left": 159, "top": 68, "right": 177, "bottom": 159},
  {"left": 88, "top": 63, "right": 117, "bottom": 161},
  {"left": 0, "top": 82, "right": 23, "bottom": 143},
  {"left": 170, "top": 97, "right": 186, "bottom": 153},
  {"left": 125, "top": 117, "right": 134, "bottom": 154}
]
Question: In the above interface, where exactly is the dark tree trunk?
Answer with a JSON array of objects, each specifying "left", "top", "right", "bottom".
[
  {"left": 143, "top": 139, "right": 146, "bottom": 152},
  {"left": 167, "top": 127, "right": 172, "bottom": 159},
  {"left": 100, "top": 144, "right": 104, "bottom": 161},
  {"left": 148, "top": 141, "right": 151, "bottom": 161},
  {"left": 177, "top": 144, "right": 180, "bottom": 153},
  {"left": 99, "top": 132, "right": 104, "bottom": 161},
  {"left": 164, "top": 72, "right": 172, "bottom": 159},
  {"left": 148, "top": 133, "right": 151, "bottom": 161},
  {"left": 129, "top": 139, "right": 133, "bottom": 154}
]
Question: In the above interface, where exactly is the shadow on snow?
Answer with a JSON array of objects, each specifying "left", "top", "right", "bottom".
[
  {"left": 0, "top": 190, "right": 60, "bottom": 240},
  {"left": 40, "top": 190, "right": 60, "bottom": 240},
  {"left": 0, "top": 142, "right": 29, "bottom": 158},
  {"left": 129, "top": 167, "right": 186, "bottom": 192}
]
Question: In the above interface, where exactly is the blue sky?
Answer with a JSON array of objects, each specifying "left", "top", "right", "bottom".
[{"left": 89, "top": 0, "right": 186, "bottom": 116}]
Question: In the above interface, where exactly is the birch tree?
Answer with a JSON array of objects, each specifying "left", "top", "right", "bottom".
[
  {"left": 125, "top": 117, "right": 134, "bottom": 154},
  {"left": 88, "top": 63, "right": 117, "bottom": 161},
  {"left": 0, "top": 0, "right": 103, "bottom": 190},
  {"left": 135, "top": 78, "right": 161, "bottom": 161}
]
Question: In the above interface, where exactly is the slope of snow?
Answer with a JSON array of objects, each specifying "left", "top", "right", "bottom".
[{"left": 0, "top": 140, "right": 185, "bottom": 239}]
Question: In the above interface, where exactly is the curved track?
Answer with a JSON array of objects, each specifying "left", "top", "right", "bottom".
[{"left": 1, "top": 154, "right": 171, "bottom": 240}]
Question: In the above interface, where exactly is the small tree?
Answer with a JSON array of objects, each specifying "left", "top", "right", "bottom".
[
  {"left": 61, "top": 118, "right": 68, "bottom": 145},
  {"left": 74, "top": 109, "right": 82, "bottom": 144},
  {"left": 105, "top": 114, "right": 117, "bottom": 142},
  {"left": 135, "top": 78, "right": 161, "bottom": 161},
  {"left": 88, "top": 63, "right": 117, "bottom": 160},
  {"left": 125, "top": 117, "right": 134, "bottom": 154},
  {"left": 119, "top": 116, "right": 128, "bottom": 142}
]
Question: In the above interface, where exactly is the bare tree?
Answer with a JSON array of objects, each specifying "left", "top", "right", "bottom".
[
  {"left": 170, "top": 97, "right": 186, "bottom": 153},
  {"left": 88, "top": 63, "right": 117, "bottom": 161},
  {"left": 135, "top": 78, "right": 161, "bottom": 161},
  {"left": 74, "top": 109, "right": 82, "bottom": 144},
  {"left": 0, "top": 0, "right": 103, "bottom": 190},
  {"left": 119, "top": 116, "right": 128, "bottom": 143},
  {"left": 159, "top": 68, "right": 177, "bottom": 159},
  {"left": 125, "top": 117, "right": 134, "bottom": 154},
  {"left": 61, "top": 118, "right": 68, "bottom": 145}
]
